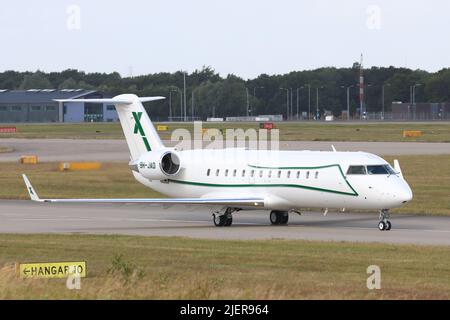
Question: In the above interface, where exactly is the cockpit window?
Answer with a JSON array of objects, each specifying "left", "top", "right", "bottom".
[
  {"left": 347, "top": 165, "right": 367, "bottom": 175},
  {"left": 385, "top": 165, "right": 397, "bottom": 175},
  {"left": 367, "top": 165, "right": 391, "bottom": 175}
]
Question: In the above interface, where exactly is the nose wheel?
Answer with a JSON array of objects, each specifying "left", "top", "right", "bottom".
[
  {"left": 213, "top": 213, "right": 232, "bottom": 227},
  {"left": 212, "top": 208, "right": 235, "bottom": 227},
  {"left": 378, "top": 209, "right": 392, "bottom": 231}
]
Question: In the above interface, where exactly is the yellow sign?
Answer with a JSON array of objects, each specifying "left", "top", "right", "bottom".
[
  {"left": 20, "top": 155, "right": 38, "bottom": 164},
  {"left": 157, "top": 125, "right": 168, "bottom": 131},
  {"left": 59, "top": 162, "right": 102, "bottom": 171},
  {"left": 403, "top": 130, "right": 422, "bottom": 137},
  {"left": 18, "top": 261, "right": 87, "bottom": 279}
]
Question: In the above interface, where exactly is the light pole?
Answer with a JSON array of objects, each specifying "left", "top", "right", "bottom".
[
  {"left": 296, "top": 87, "right": 305, "bottom": 120},
  {"left": 169, "top": 89, "right": 178, "bottom": 121},
  {"left": 183, "top": 72, "right": 187, "bottom": 122},
  {"left": 315, "top": 86, "right": 324, "bottom": 120},
  {"left": 381, "top": 83, "right": 391, "bottom": 120},
  {"left": 412, "top": 84, "right": 422, "bottom": 105},
  {"left": 412, "top": 83, "right": 422, "bottom": 120},
  {"left": 252, "top": 86, "right": 264, "bottom": 117},
  {"left": 362, "top": 84, "right": 372, "bottom": 120},
  {"left": 191, "top": 90, "right": 195, "bottom": 120},
  {"left": 290, "top": 88, "right": 293, "bottom": 120},
  {"left": 245, "top": 87, "right": 250, "bottom": 117},
  {"left": 280, "top": 88, "right": 289, "bottom": 121},
  {"left": 341, "top": 85, "right": 354, "bottom": 120},
  {"left": 303, "top": 84, "right": 311, "bottom": 120},
  {"left": 171, "top": 86, "right": 182, "bottom": 121}
]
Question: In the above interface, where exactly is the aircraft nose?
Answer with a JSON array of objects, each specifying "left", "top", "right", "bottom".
[{"left": 398, "top": 183, "right": 413, "bottom": 204}]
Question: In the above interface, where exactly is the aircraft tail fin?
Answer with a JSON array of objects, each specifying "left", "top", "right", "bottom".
[{"left": 54, "top": 94, "right": 166, "bottom": 160}]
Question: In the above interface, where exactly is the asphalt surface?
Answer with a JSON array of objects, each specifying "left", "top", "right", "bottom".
[
  {"left": 1, "top": 138, "right": 450, "bottom": 162},
  {"left": 1, "top": 201, "right": 449, "bottom": 246}
]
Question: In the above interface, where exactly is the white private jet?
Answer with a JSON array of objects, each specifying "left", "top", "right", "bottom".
[{"left": 22, "top": 94, "right": 413, "bottom": 231}]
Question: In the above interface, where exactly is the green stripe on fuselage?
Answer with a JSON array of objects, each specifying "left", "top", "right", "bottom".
[{"left": 168, "top": 179, "right": 358, "bottom": 196}]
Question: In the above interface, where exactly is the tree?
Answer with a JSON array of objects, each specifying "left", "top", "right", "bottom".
[
  {"left": 59, "top": 78, "right": 78, "bottom": 89},
  {"left": 19, "top": 71, "right": 53, "bottom": 89}
]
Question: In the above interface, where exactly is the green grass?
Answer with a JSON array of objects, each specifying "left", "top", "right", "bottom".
[
  {"left": 1, "top": 122, "right": 449, "bottom": 142},
  {"left": 0, "top": 155, "right": 449, "bottom": 215},
  {"left": 0, "top": 234, "right": 449, "bottom": 299}
]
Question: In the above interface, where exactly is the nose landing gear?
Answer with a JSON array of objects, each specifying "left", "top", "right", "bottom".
[
  {"left": 212, "top": 208, "right": 235, "bottom": 227},
  {"left": 378, "top": 209, "right": 392, "bottom": 231}
]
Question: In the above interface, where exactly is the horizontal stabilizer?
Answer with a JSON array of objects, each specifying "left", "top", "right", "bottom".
[{"left": 53, "top": 96, "right": 165, "bottom": 104}]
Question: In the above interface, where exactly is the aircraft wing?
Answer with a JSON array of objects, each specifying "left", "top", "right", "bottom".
[{"left": 22, "top": 174, "right": 264, "bottom": 207}]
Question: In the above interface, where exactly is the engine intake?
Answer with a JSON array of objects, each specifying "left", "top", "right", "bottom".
[
  {"left": 131, "top": 150, "right": 181, "bottom": 180},
  {"left": 160, "top": 151, "right": 180, "bottom": 175}
]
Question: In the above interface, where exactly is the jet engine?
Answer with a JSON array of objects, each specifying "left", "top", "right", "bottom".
[{"left": 131, "top": 150, "right": 181, "bottom": 180}]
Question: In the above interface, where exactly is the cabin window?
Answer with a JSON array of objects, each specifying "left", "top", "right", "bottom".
[
  {"left": 296, "top": 171, "right": 300, "bottom": 179},
  {"left": 347, "top": 166, "right": 367, "bottom": 175},
  {"left": 277, "top": 170, "right": 281, "bottom": 178},
  {"left": 216, "top": 169, "right": 220, "bottom": 176},
  {"left": 259, "top": 170, "right": 263, "bottom": 178},
  {"left": 287, "top": 171, "right": 291, "bottom": 178},
  {"left": 225, "top": 169, "right": 229, "bottom": 177},
  {"left": 268, "top": 170, "right": 272, "bottom": 178},
  {"left": 306, "top": 171, "right": 310, "bottom": 179},
  {"left": 242, "top": 170, "right": 246, "bottom": 177},
  {"left": 315, "top": 171, "right": 319, "bottom": 179},
  {"left": 251, "top": 170, "right": 255, "bottom": 178},
  {"left": 233, "top": 169, "right": 237, "bottom": 177},
  {"left": 207, "top": 169, "right": 211, "bottom": 176}
]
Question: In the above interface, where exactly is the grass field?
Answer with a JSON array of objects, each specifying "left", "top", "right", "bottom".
[
  {"left": 0, "top": 155, "right": 449, "bottom": 215},
  {"left": 0, "top": 234, "right": 449, "bottom": 299},
  {"left": 1, "top": 122, "right": 449, "bottom": 142}
]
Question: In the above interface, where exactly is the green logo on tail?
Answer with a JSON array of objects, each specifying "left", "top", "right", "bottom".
[{"left": 132, "top": 112, "right": 151, "bottom": 151}]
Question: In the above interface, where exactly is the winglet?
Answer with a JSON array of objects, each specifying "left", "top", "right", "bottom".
[{"left": 22, "top": 174, "right": 41, "bottom": 202}]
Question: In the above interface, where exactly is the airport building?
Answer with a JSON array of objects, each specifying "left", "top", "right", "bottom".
[{"left": 0, "top": 89, "right": 118, "bottom": 123}]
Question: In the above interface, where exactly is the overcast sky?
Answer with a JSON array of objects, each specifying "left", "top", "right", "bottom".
[{"left": 1, "top": 0, "right": 449, "bottom": 79}]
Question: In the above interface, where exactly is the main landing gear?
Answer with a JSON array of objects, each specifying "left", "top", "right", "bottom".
[
  {"left": 212, "top": 208, "right": 235, "bottom": 227},
  {"left": 378, "top": 209, "right": 392, "bottom": 231},
  {"left": 270, "top": 211, "right": 289, "bottom": 225}
]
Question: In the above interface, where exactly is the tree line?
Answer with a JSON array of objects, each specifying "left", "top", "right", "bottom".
[{"left": 0, "top": 65, "right": 449, "bottom": 119}]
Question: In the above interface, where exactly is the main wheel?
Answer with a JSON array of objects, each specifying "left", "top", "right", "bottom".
[
  {"left": 213, "top": 214, "right": 227, "bottom": 227},
  {"left": 279, "top": 212, "right": 289, "bottom": 225},
  {"left": 385, "top": 220, "right": 392, "bottom": 231},
  {"left": 378, "top": 221, "right": 386, "bottom": 231},
  {"left": 270, "top": 211, "right": 279, "bottom": 225},
  {"left": 270, "top": 211, "right": 289, "bottom": 225}
]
